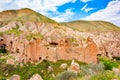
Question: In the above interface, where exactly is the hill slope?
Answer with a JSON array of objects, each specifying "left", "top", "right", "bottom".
[
  {"left": 0, "top": 8, "right": 57, "bottom": 24},
  {"left": 61, "top": 20, "right": 120, "bottom": 32},
  {"left": 0, "top": 8, "right": 120, "bottom": 32}
]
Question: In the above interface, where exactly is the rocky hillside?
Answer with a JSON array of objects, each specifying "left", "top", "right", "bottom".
[{"left": 0, "top": 8, "right": 120, "bottom": 65}]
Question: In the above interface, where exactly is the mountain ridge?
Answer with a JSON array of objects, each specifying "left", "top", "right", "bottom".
[
  {"left": 0, "top": 8, "right": 57, "bottom": 24},
  {"left": 61, "top": 20, "right": 120, "bottom": 32}
]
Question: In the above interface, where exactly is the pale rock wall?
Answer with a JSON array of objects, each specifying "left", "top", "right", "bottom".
[{"left": 1, "top": 34, "right": 98, "bottom": 64}]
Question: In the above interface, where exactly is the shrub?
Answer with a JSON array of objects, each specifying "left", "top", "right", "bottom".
[
  {"left": 0, "top": 48, "right": 7, "bottom": 53},
  {"left": 25, "top": 33, "right": 44, "bottom": 40},
  {"left": 113, "top": 57, "right": 120, "bottom": 60},
  {"left": 4, "top": 26, "right": 22, "bottom": 36},
  {"left": 0, "top": 77, "right": 6, "bottom": 80},
  {"left": 0, "top": 32, "right": 3, "bottom": 36},
  {"left": 56, "top": 71, "right": 77, "bottom": 80},
  {"left": 79, "top": 63, "right": 104, "bottom": 77},
  {"left": 0, "top": 60, "right": 86, "bottom": 80},
  {"left": 0, "top": 63, "right": 16, "bottom": 76},
  {"left": 98, "top": 56, "right": 119, "bottom": 70},
  {"left": 88, "top": 70, "right": 120, "bottom": 80}
]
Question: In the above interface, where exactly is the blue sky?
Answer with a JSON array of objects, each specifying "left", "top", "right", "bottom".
[{"left": 0, "top": 0, "right": 120, "bottom": 26}]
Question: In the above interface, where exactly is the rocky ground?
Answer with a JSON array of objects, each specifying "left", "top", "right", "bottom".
[{"left": 0, "top": 56, "right": 120, "bottom": 80}]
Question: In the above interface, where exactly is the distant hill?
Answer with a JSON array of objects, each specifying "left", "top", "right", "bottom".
[
  {"left": 61, "top": 20, "right": 120, "bottom": 32},
  {"left": 0, "top": 8, "right": 57, "bottom": 24},
  {"left": 0, "top": 8, "right": 120, "bottom": 32}
]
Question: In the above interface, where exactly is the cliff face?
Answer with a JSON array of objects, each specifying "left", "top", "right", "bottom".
[
  {"left": 1, "top": 34, "right": 97, "bottom": 64},
  {"left": 0, "top": 8, "right": 120, "bottom": 64},
  {"left": 75, "top": 32, "right": 120, "bottom": 58}
]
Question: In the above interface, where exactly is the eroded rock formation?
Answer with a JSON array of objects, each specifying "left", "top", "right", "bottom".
[
  {"left": 0, "top": 34, "right": 98, "bottom": 64},
  {"left": 0, "top": 18, "right": 119, "bottom": 64}
]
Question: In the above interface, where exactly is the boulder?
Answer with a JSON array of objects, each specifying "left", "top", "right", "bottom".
[
  {"left": 60, "top": 63, "right": 68, "bottom": 69},
  {"left": 47, "top": 66, "right": 54, "bottom": 73},
  {"left": 10, "top": 75, "right": 20, "bottom": 80},
  {"left": 6, "top": 59, "right": 15, "bottom": 65},
  {"left": 112, "top": 68, "right": 120, "bottom": 74},
  {"left": 111, "top": 79, "right": 119, "bottom": 80},
  {"left": 69, "top": 60, "right": 80, "bottom": 73},
  {"left": 29, "top": 74, "right": 43, "bottom": 80}
]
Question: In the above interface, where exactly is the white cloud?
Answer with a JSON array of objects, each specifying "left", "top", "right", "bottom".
[
  {"left": 80, "top": 0, "right": 92, "bottom": 3},
  {"left": 12, "top": 0, "right": 76, "bottom": 13},
  {"left": 84, "top": 8, "right": 94, "bottom": 13},
  {"left": 82, "top": 0, "right": 120, "bottom": 26},
  {"left": 0, "top": 0, "right": 13, "bottom": 11},
  {"left": 81, "top": 4, "right": 87, "bottom": 11},
  {"left": 72, "top": 0, "right": 77, "bottom": 3},
  {"left": 0, "top": 0, "right": 12, "bottom": 4},
  {"left": 51, "top": 8, "right": 75, "bottom": 22},
  {"left": 81, "top": 4, "right": 94, "bottom": 12},
  {"left": 0, "top": 0, "right": 76, "bottom": 13},
  {"left": 0, "top": 0, "right": 76, "bottom": 22}
]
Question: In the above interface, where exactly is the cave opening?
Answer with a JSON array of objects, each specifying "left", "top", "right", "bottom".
[
  {"left": 0, "top": 44, "right": 7, "bottom": 53},
  {"left": 49, "top": 42, "right": 58, "bottom": 45}
]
